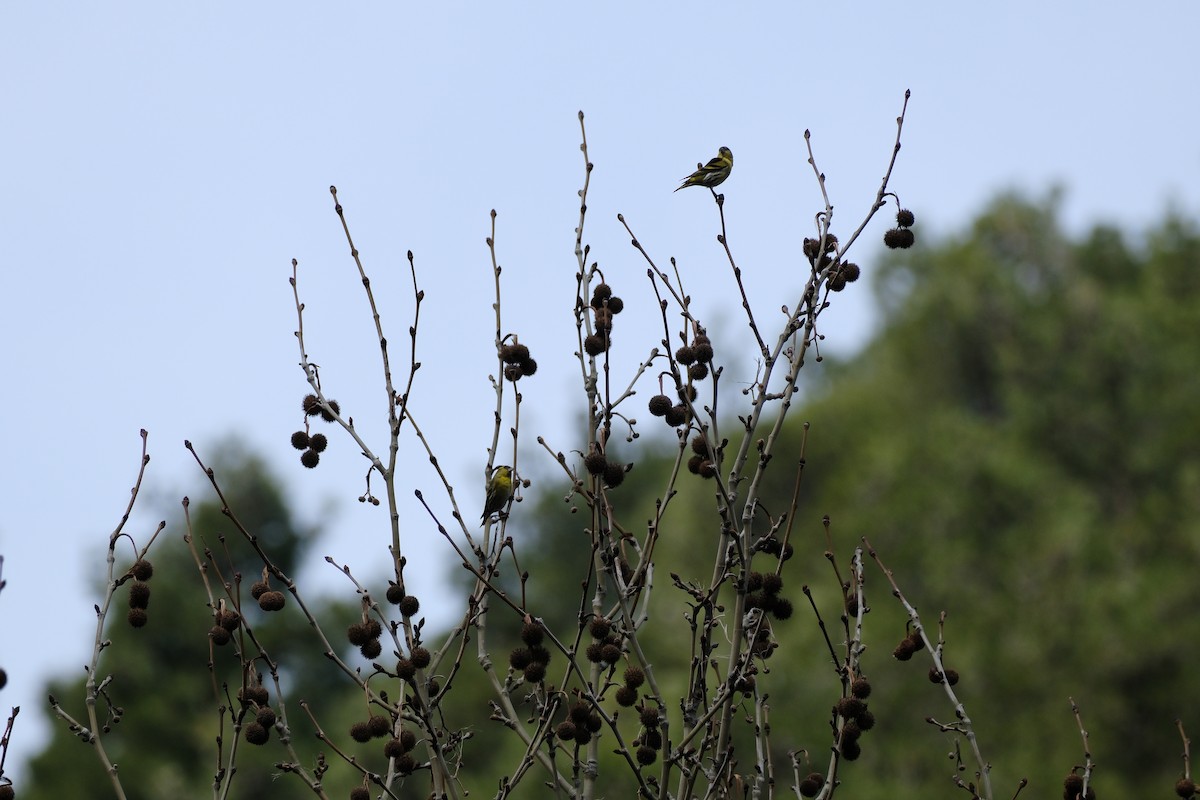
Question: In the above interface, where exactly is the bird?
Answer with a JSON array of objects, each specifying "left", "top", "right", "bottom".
[
  {"left": 674, "top": 146, "right": 733, "bottom": 192},
  {"left": 480, "top": 465, "right": 514, "bottom": 525}
]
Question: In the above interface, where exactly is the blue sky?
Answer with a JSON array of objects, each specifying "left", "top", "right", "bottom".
[{"left": 2, "top": 2, "right": 1197, "bottom": 781}]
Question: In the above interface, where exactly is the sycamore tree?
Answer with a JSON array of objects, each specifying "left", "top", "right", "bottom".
[{"left": 5, "top": 92, "right": 1198, "bottom": 800}]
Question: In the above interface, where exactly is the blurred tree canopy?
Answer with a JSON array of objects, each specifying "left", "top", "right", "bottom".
[
  {"left": 493, "top": 193, "right": 1200, "bottom": 797},
  {"left": 21, "top": 194, "right": 1200, "bottom": 798}
]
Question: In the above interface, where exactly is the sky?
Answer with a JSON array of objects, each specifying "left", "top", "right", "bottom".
[{"left": 2, "top": 1, "right": 1198, "bottom": 783}]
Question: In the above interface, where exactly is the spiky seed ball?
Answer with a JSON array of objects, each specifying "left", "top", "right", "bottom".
[
  {"left": 829, "top": 273, "right": 848, "bottom": 292},
  {"left": 308, "top": 433, "right": 328, "bottom": 453},
  {"left": 840, "top": 720, "right": 862, "bottom": 744},
  {"left": 258, "top": 591, "right": 286, "bottom": 612},
  {"left": 128, "top": 582, "right": 150, "bottom": 609},
  {"left": 586, "top": 712, "right": 602, "bottom": 732},
  {"left": 606, "top": 296, "right": 624, "bottom": 314},
  {"left": 688, "top": 363, "right": 709, "bottom": 381},
  {"left": 520, "top": 358, "right": 538, "bottom": 376},
  {"left": 694, "top": 341, "right": 714, "bottom": 363},
  {"left": 799, "top": 773, "right": 824, "bottom": 797},
  {"left": 591, "top": 283, "right": 613, "bottom": 303},
  {"left": 503, "top": 364, "right": 523, "bottom": 382},
  {"left": 367, "top": 715, "right": 391, "bottom": 738},
  {"left": 523, "top": 661, "right": 546, "bottom": 684},
  {"left": 675, "top": 345, "right": 697, "bottom": 365},
  {"left": 677, "top": 384, "right": 697, "bottom": 402},
  {"left": 802, "top": 237, "right": 821, "bottom": 261},
  {"left": 362, "top": 619, "right": 381, "bottom": 639},
  {"left": 698, "top": 460, "right": 717, "bottom": 479},
  {"left": 219, "top": 610, "right": 241, "bottom": 631},
  {"left": 841, "top": 738, "right": 862, "bottom": 761},
  {"left": 896, "top": 208, "right": 915, "bottom": 227},
  {"left": 0, "top": 669, "right": 6, "bottom": 690},
  {"left": 350, "top": 788, "right": 370, "bottom": 800},
  {"left": 636, "top": 745, "right": 657, "bottom": 765},
  {"left": 210, "top": 625, "right": 231, "bottom": 645},
  {"left": 850, "top": 677, "right": 872, "bottom": 699},
  {"left": 603, "top": 461, "right": 626, "bottom": 488},
  {"left": 883, "top": 228, "right": 905, "bottom": 249},
  {"left": 394, "top": 753, "right": 415, "bottom": 775},
  {"left": 842, "top": 262, "right": 861, "bottom": 283},
  {"left": 585, "top": 642, "right": 605, "bottom": 663},
  {"left": 892, "top": 638, "right": 916, "bottom": 662},
  {"left": 761, "top": 573, "right": 783, "bottom": 595},
  {"left": 410, "top": 646, "right": 431, "bottom": 669},
  {"left": 944, "top": 669, "right": 959, "bottom": 686},
  {"left": 319, "top": 400, "right": 340, "bottom": 422},
  {"left": 583, "top": 451, "right": 608, "bottom": 476},
  {"left": 735, "top": 674, "right": 756, "bottom": 695},
  {"left": 303, "top": 394, "right": 321, "bottom": 416},
  {"left": 350, "top": 721, "right": 372, "bottom": 743},
  {"left": 1175, "top": 778, "right": 1196, "bottom": 798},
  {"left": 301, "top": 449, "right": 320, "bottom": 468},
  {"left": 250, "top": 580, "right": 270, "bottom": 600},
  {"left": 521, "top": 621, "right": 546, "bottom": 646},
  {"left": 781, "top": 542, "right": 795, "bottom": 561},
  {"left": 555, "top": 721, "right": 578, "bottom": 741},
  {"left": 573, "top": 725, "right": 593, "bottom": 745},
  {"left": 399, "top": 595, "right": 420, "bottom": 618},
  {"left": 131, "top": 559, "right": 154, "bottom": 581},
  {"left": 359, "top": 638, "right": 382, "bottom": 659},
  {"left": 399, "top": 729, "right": 417, "bottom": 752},
  {"left": 347, "top": 622, "right": 371, "bottom": 646},
  {"left": 569, "top": 702, "right": 592, "bottom": 725},
  {"left": 771, "top": 597, "right": 794, "bottom": 620},
  {"left": 395, "top": 658, "right": 416, "bottom": 682},
  {"left": 664, "top": 404, "right": 688, "bottom": 427},
  {"left": 836, "top": 697, "right": 865, "bottom": 720},
  {"left": 689, "top": 434, "right": 711, "bottom": 457},
  {"left": 244, "top": 721, "right": 270, "bottom": 745},
  {"left": 528, "top": 645, "right": 552, "bottom": 665},
  {"left": 639, "top": 706, "right": 659, "bottom": 727},
  {"left": 501, "top": 343, "right": 530, "bottom": 365},
  {"left": 385, "top": 584, "right": 405, "bottom": 605},
  {"left": 615, "top": 685, "right": 638, "bottom": 707},
  {"left": 642, "top": 728, "right": 663, "bottom": 749},
  {"left": 1064, "top": 774, "right": 1084, "bottom": 796},
  {"left": 647, "top": 394, "right": 672, "bottom": 416},
  {"left": 687, "top": 454, "right": 704, "bottom": 475},
  {"left": 256, "top": 706, "right": 277, "bottom": 728},
  {"left": 856, "top": 708, "right": 876, "bottom": 731},
  {"left": 584, "top": 334, "right": 607, "bottom": 356},
  {"left": 623, "top": 666, "right": 645, "bottom": 689},
  {"left": 127, "top": 608, "right": 148, "bottom": 628},
  {"left": 238, "top": 685, "right": 269, "bottom": 706},
  {"left": 290, "top": 431, "right": 310, "bottom": 450},
  {"left": 600, "top": 642, "right": 623, "bottom": 664},
  {"left": 383, "top": 737, "right": 405, "bottom": 759},
  {"left": 589, "top": 617, "right": 612, "bottom": 639}
]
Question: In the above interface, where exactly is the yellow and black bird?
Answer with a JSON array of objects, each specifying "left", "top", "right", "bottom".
[
  {"left": 674, "top": 146, "right": 733, "bottom": 192},
  {"left": 480, "top": 465, "right": 514, "bottom": 525}
]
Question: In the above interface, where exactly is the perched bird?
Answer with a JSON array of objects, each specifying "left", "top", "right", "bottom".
[
  {"left": 674, "top": 146, "right": 733, "bottom": 192},
  {"left": 481, "top": 465, "right": 514, "bottom": 525}
]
